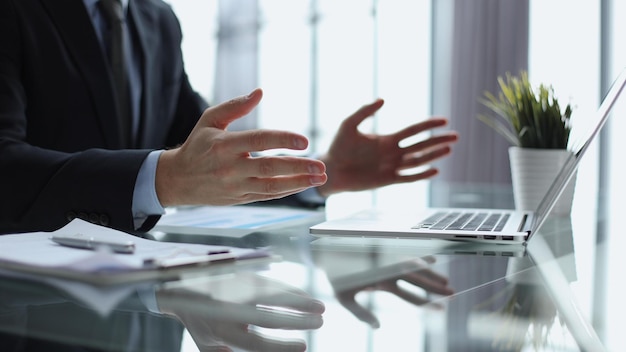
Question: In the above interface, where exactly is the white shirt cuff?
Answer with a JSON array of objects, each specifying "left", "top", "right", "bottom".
[{"left": 132, "top": 150, "right": 166, "bottom": 229}]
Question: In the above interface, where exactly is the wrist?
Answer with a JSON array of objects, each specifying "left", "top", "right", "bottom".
[{"left": 155, "top": 149, "right": 180, "bottom": 207}]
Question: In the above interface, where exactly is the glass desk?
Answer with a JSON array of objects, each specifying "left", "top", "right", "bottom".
[{"left": 0, "top": 182, "right": 621, "bottom": 352}]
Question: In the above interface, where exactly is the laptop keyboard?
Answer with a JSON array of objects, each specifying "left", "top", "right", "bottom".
[{"left": 413, "top": 211, "right": 510, "bottom": 232}]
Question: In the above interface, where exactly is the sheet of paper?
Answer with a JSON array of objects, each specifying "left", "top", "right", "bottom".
[
  {"left": 160, "top": 205, "right": 322, "bottom": 229},
  {"left": 0, "top": 268, "right": 145, "bottom": 316},
  {"left": 153, "top": 205, "right": 325, "bottom": 238},
  {"left": 0, "top": 219, "right": 270, "bottom": 275}
]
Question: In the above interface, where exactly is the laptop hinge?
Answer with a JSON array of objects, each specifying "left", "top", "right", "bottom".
[{"left": 519, "top": 214, "right": 535, "bottom": 242}]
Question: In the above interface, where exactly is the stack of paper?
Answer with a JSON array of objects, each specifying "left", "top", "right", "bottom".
[{"left": 0, "top": 219, "right": 273, "bottom": 285}]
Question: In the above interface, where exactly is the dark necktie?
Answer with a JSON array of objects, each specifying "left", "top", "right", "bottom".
[{"left": 98, "top": 0, "right": 131, "bottom": 147}]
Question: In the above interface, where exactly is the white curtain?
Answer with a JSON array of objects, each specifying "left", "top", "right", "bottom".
[
  {"left": 432, "top": 0, "right": 529, "bottom": 190},
  {"left": 429, "top": 3, "right": 529, "bottom": 351}
]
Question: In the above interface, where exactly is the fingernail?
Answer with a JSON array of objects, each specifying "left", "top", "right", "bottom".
[
  {"left": 247, "top": 88, "right": 262, "bottom": 99},
  {"left": 310, "top": 175, "right": 326, "bottom": 185},
  {"left": 308, "top": 164, "right": 322, "bottom": 174},
  {"left": 294, "top": 138, "right": 307, "bottom": 149},
  {"left": 309, "top": 300, "right": 326, "bottom": 313}
]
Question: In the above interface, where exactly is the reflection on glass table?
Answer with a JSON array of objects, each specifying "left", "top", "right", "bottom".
[
  {"left": 468, "top": 260, "right": 565, "bottom": 352},
  {"left": 330, "top": 255, "right": 454, "bottom": 329},
  {"left": 0, "top": 270, "right": 324, "bottom": 352},
  {"left": 336, "top": 257, "right": 455, "bottom": 329},
  {"left": 157, "top": 272, "right": 325, "bottom": 352},
  {"left": 303, "top": 215, "right": 596, "bottom": 351},
  {"left": 310, "top": 238, "right": 458, "bottom": 329},
  {"left": 462, "top": 216, "right": 602, "bottom": 352}
]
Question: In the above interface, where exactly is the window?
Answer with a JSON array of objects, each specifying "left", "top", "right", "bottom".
[
  {"left": 258, "top": 0, "right": 433, "bottom": 215},
  {"left": 604, "top": 0, "right": 626, "bottom": 347},
  {"left": 165, "top": 1, "right": 218, "bottom": 102},
  {"left": 529, "top": 0, "right": 601, "bottom": 276},
  {"left": 168, "top": 0, "right": 433, "bottom": 216}
]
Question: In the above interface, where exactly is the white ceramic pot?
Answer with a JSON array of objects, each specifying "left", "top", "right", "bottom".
[{"left": 508, "top": 146, "right": 577, "bottom": 215}]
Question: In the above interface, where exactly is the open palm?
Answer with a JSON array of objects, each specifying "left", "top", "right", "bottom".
[{"left": 317, "top": 99, "right": 459, "bottom": 197}]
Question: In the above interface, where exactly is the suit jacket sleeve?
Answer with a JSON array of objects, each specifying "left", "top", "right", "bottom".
[{"left": 0, "top": 0, "right": 206, "bottom": 234}]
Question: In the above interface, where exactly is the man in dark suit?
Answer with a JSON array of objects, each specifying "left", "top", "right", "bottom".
[{"left": 0, "top": 0, "right": 458, "bottom": 235}]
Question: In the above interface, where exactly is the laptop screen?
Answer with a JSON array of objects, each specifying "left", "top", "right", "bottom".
[{"left": 530, "top": 67, "right": 626, "bottom": 238}]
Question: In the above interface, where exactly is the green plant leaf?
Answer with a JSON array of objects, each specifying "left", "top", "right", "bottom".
[{"left": 477, "top": 71, "right": 573, "bottom": 149}]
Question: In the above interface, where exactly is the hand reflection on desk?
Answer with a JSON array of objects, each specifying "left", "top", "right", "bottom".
[
  {"left": 330, "top": 256, "right": 454, "bottom": 329},
  {"left": 155, "top": 272, "right": 325, "bottom": 352}
]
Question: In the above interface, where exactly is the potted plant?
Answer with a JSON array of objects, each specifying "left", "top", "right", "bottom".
[{"left": 478, "top": 71, "right": 577, "bottom": 214}]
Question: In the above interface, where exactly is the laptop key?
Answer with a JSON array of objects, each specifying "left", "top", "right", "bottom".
[
  {"left": 415, "top": 212, "right": 448, "bottom": 228},
  {"left": 477, "top": 213, "right": 502, "bottom": 231},
  {"left": 429, "top": 212, "right": 462, "bottom": 230},
  {"left": 494, "top": 213, "right": 510, "bottom": 232},
  {"left": 460, "top": 213, "right": 488, "bottom": 231},
  {"left": 446, "top": 213, "right": 474, "bottom": 230}
]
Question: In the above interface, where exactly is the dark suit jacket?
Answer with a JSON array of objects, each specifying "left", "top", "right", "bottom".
[{"left": 0, "top": 0, "right": 208, "bottom": 234}]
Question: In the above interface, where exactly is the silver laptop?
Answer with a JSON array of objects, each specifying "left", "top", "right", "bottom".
[{"left": 310, "top": 68, "right": 626, "bottom": 244}]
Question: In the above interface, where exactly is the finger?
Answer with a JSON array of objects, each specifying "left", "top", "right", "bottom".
[
  {"left": 407, "top": 267, "right": 451, "bottom": 287},
  {"left": 337, "top": 294, "right": 381, "bottom": 329},
  {"left": 379, "top": 282, "right": 432, "bottom": 306},
  {"left": 199, "top": 300, "right": 323, "bottom": 330},
  {"left": 199, "top": 346, "right": 232, "bottom": 352},
  {"left": 238, "top": 188, "right": 314, "bottom": 204},
  {"left": 245, "top": 307, "right": 324, "bottom": 330},
  {"left": 394, "top": 287, "right": 445, "bottom": 309},
  {"left": 402, "top": 272, "right": 454, "bottom": 296},
  {"left": 392, "top": 168, "right": 440, "bottom": 184},
  {"left": 392, "top": 117, "right": 451, "bottom": 142},
  {"left": 421, "top": 255, "right": 437, "bottom": 264},
  {"left": 253, "top": 291, "right": 326, "bottom": 315},
  {"left": 227, "top": 130, "right": 310, "bottom": 154},
  {"left": 231, "top": 272, "right": 325, "bottom": 314},
  {"left": 201, "top": 88, "right": 264, "bottom": 130},
  {"left": 399, "top": 146, "right": 453, "bottom": 170},
  {"left": 340, "top": 98, "right": 385, "bottom": 131},
  {"left": 185, "top": 323, "right": 233, "bottom": 352},
  {"left": 401, "top": 133, "right": 459, "bottom": 155},
  {"left": 239, "top": 156, "right": 326, "bottom": 178},
  {"left": 213, "top": 323, "right": 308, "bottom": 352},
  {"left": 244, "top": 174, "right": 327, "bottom": 196}
]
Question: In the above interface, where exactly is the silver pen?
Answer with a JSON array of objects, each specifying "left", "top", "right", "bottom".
[{"left": 50, "top": 234, "right": 136, "bottom": 254}]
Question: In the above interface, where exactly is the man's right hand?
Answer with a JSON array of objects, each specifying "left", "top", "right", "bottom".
[{"left": 155, "top": 88, "right": 327, "bottom": 207}]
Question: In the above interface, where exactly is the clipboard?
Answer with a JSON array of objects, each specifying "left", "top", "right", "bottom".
[{"left": 0, "top": 219, "right": 277, "bottom": 286}]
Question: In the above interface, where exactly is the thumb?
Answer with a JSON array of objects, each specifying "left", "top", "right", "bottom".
[
  {"left": 338, "top": 294, "right": 381, "bottom": 329},
  {"left": 341, "top": 98, "right": 384, "bottom": 131},
  {"left": 200, "top": 88, "right": 263, "bottom": 130}
]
